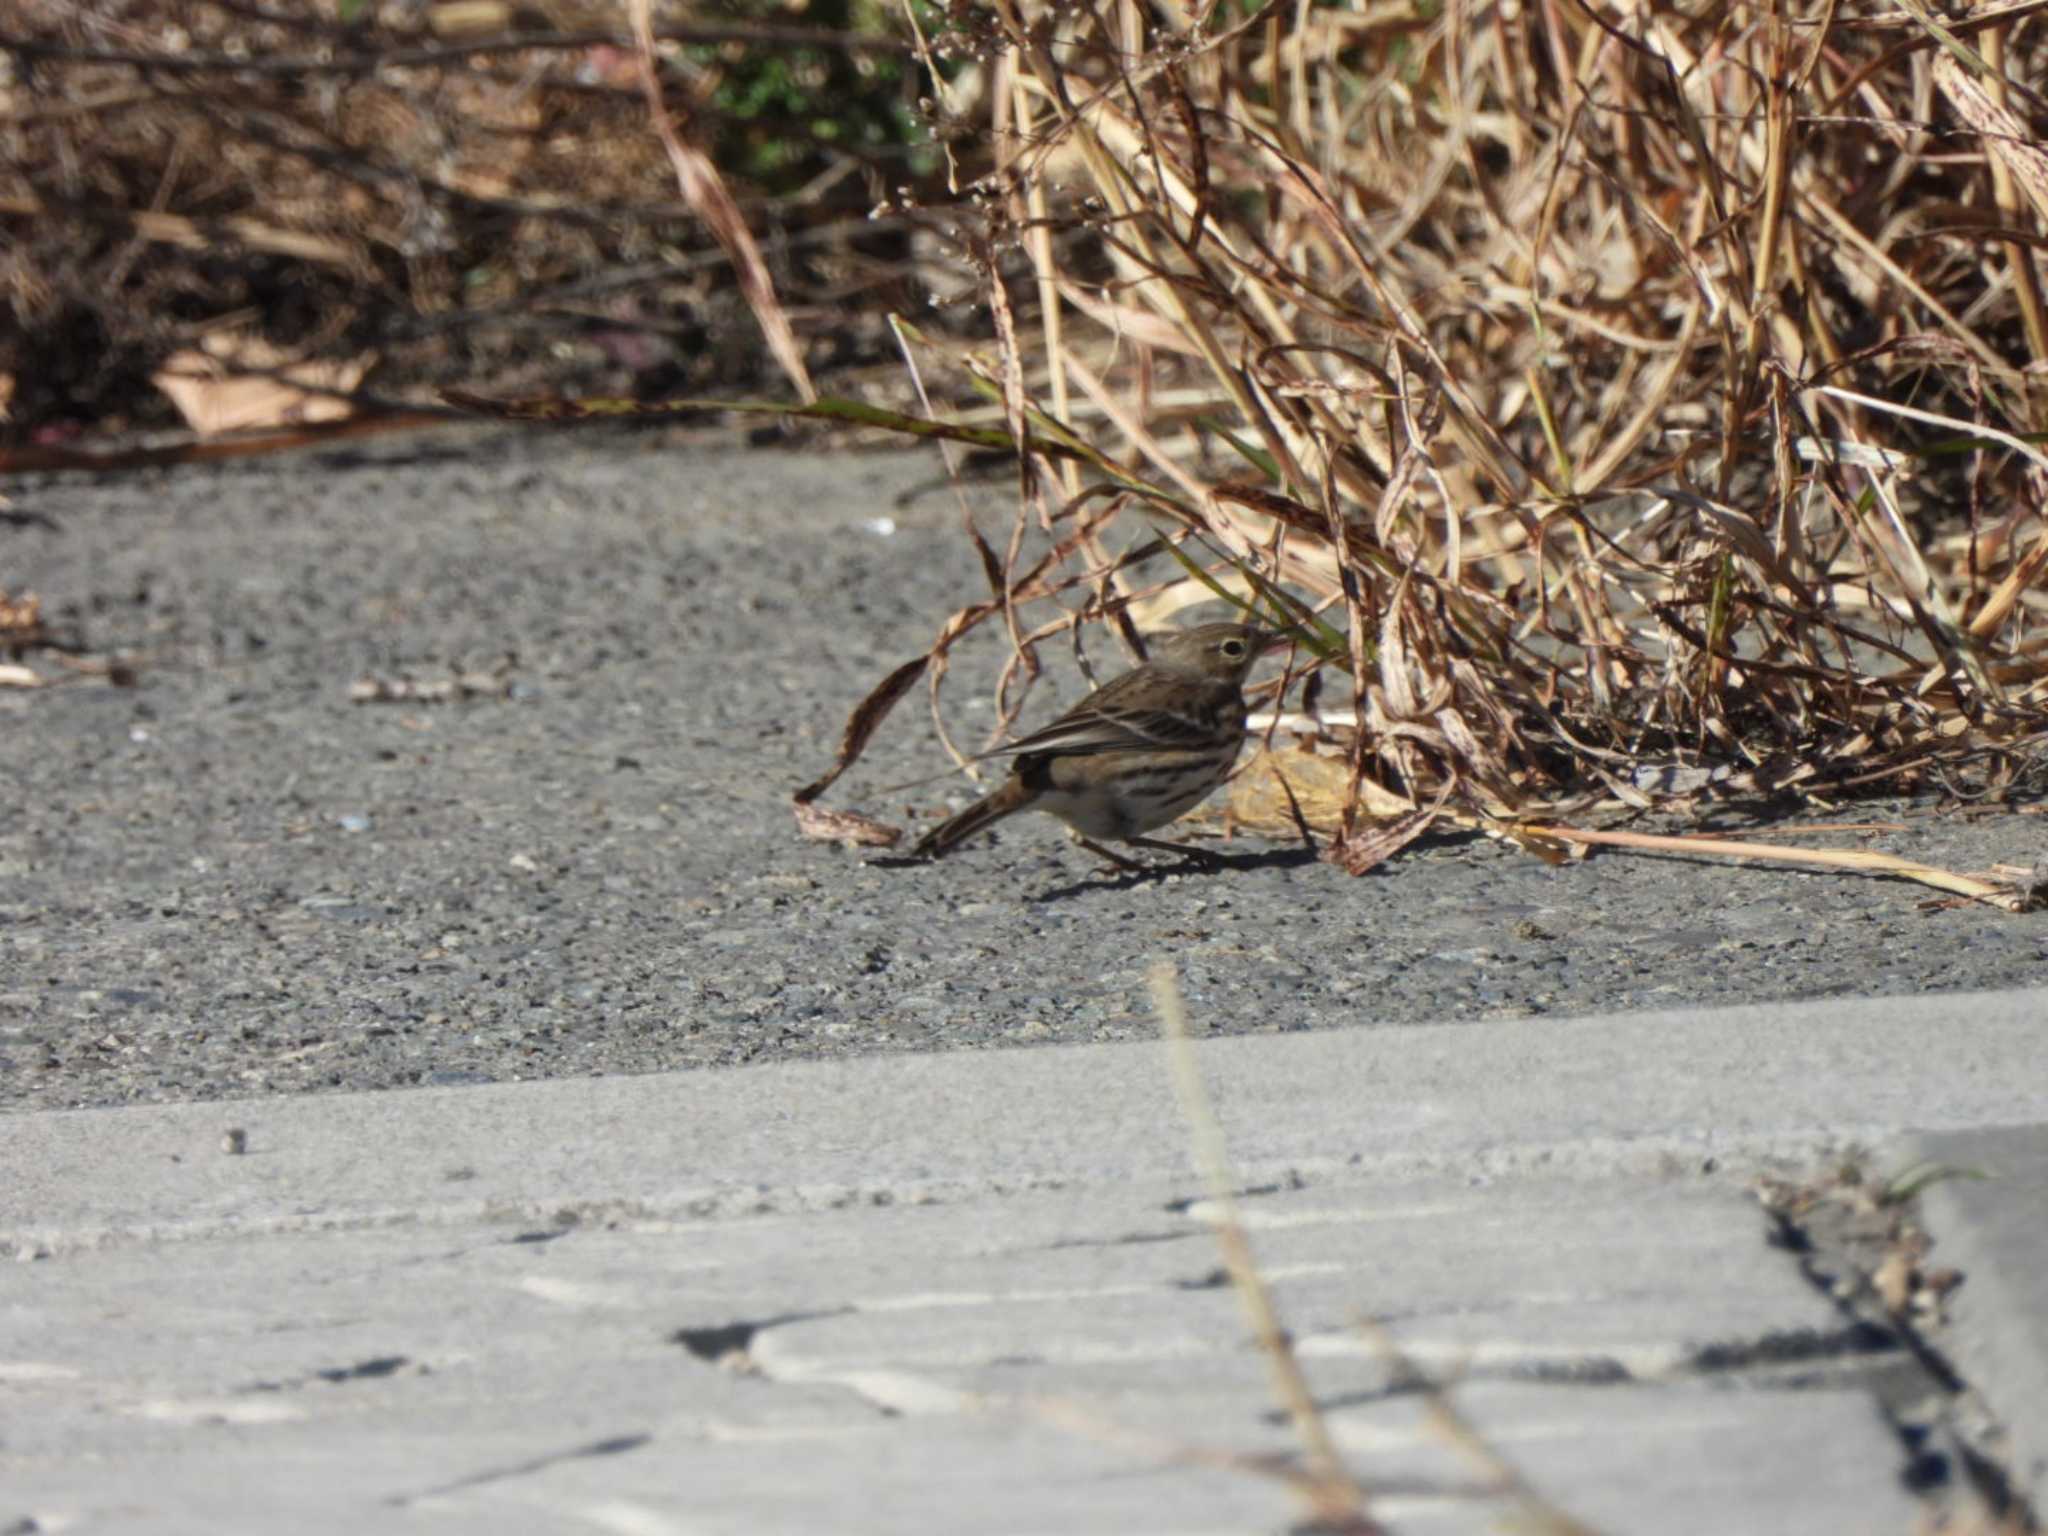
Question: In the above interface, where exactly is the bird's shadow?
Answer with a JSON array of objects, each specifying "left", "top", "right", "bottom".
[
  {"left": 867, "top": 843, "right": 1319, "bottom": 899},
  {"left": 1028, "top": 843, "right": 1320, "bottom": 902}
]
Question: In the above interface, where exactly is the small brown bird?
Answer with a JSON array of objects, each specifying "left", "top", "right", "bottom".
[{"left": 913, "top": 621, "right": 1279, "bottom": 867}]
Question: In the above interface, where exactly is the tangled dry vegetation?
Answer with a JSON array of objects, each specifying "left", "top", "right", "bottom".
[{"left": 796, "top": 0, "right": 2048, "bottom": 882}]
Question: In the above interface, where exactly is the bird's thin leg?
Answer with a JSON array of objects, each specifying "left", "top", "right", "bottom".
[
  {"left": 1123, "top": 834, "right": 1223, "bottom": 867},
  {"left": 1071, "top": 834, "right": 1146, "bottom": 872}
]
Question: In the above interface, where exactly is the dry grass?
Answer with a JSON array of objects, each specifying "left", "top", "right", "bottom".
[
  {"left": 795, "top": 0, "right": 2048, "bottom": 862},
  {"left": 1150, "top": 959, "right": 1597, "bottom": 1535}
]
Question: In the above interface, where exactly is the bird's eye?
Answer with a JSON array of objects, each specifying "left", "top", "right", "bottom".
[{"left": 1221, "top": 639, "right": 1246, "bottom": 657}]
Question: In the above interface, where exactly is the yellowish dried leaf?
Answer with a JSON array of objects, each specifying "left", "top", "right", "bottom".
[{"left": 152, "top": 334, "right": 371, "bottom": 437}]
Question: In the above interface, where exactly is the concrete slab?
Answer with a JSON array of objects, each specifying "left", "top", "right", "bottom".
[
  {"left": 1906, "top": 1124, "right": 2048, "bottom": 1508},
  {"left": 6, "top": 987, "right": 2047, "bottom": 1257},
  {"left": 14, "top": 990, "right": 2038, "bottom": 1534},
  {"left": 3, "top": 1166, "right": 1922, "bottom": 1536}
]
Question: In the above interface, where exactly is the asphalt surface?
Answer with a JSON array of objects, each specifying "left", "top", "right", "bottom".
[{"left": 3, "top": 425, "right": 2045, "bottom": 1113}]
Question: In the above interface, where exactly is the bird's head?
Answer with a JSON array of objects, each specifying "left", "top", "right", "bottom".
[{"left": 1147, "top": 621, "right": 1284, "bottom": 684}]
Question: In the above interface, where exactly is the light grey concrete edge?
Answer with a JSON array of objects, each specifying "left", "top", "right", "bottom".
[
  {"left": 1905, "top": 1124, "right": 2048, "bottom": 1512},
  {"left": 5, "top": 988, "right": 2046, "bottom": 1257}
]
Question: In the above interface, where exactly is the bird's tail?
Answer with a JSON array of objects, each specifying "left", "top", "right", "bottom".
[{"left": 912, "top": 777, "right": 1031, "bottom": 858}]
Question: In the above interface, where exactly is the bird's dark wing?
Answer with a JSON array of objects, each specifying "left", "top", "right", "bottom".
[{"left": 976, "top": 685, "right": 1238, "bottom": 760}]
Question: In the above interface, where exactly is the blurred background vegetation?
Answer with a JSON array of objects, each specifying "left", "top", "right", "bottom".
[{"left": 1, "top": 0, "right": 956, "bottom": 441}]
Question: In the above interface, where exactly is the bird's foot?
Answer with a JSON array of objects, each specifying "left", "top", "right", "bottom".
[
  {"left": 1074, "top": 835, "right": 1148, "bottom": 873},
  {"left": 1064, "top": 834, "right": 1224, "bottom": 874},
  {"left": 1124, "top": 834, "right": 1226, "bottom": 870}
]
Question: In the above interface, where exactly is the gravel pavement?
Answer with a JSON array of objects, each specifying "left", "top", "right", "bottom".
[{"left": 4, "top": 426, "right": 2045, "bottom": 1111}]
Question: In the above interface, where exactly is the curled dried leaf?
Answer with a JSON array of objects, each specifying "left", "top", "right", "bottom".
[
  {"left": 1322, "top": 785, "right": 1455, "bottom": 876},
  {"left": 793, "top": 801, "right": 903, "bottom": 848},
  {"left": 792, "top": 653, "right": 930, "bottom": 846}
]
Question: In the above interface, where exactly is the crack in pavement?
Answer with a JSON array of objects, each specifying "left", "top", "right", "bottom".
[{"left": 386, "top": 1433, "right": 654, "bottom": 1508}]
